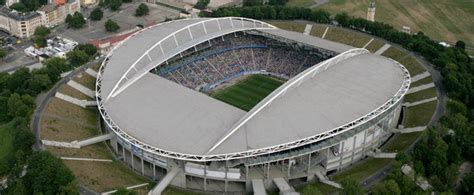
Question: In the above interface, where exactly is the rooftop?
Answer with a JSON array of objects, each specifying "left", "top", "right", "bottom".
[{"left": 98, "top": 18, "right": 408, "bottom": 159}]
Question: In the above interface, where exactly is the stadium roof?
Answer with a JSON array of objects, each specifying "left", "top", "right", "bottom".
[{"left": 98, "top": 18, "right": 410, "bottom": 160}]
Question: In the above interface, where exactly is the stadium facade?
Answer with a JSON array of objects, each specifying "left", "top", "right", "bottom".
[{"left": 96, "top": 17, "right": 411, "bottom": 193}]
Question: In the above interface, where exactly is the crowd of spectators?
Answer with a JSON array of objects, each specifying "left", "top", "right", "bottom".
[{"left": 151, "top": 33, "right": 330, "bottom": 90}]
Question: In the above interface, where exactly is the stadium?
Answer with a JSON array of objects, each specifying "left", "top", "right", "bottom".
[{"left": 96, "top": 17, "right": 411, "bottom": 193}]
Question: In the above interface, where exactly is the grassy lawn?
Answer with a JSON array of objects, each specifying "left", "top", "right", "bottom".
[
  {"left": 404, "top": 87, "right": 436, "bottom": 103},
  {"left": 403, "top": 101, "right": 437, "bottom": 128},
  {"left": 324, "top": 27, "right": 371, "bottom": 48},
  {"left": 381, "top": 47, "right": 408, "bottom": 61},
  {"left": 319, "top": 0, "right": 474, "bottom": 46},
  {"left": 266, "top": 20, "right": 306, "bottom": 33},
  {"left": 399, "top": 55, "right": 426, "bottom": 76},
  {"left": 0, "top": 123, "right": 14, "bottom": 174},
  {"left": 410, "top": 76, "right": 433, "bottom": 88},
  {"left": 210, "top": 74, "right": 284, "bottom": 111},
  {"left": 310, "top": 25, "right": 327, "bottom": 37},
  {"left": 163, "top": 188, "right": 201, "bottom": 195},
  {"left": 73, "top": 72, "right": 96, "bottom": 90},
  {"left": 58, "top": 85, "right": 93, "bottom": 100},
  {"left": 382, "top": 131, "right": 424, "bottom": 153},
  {"left": 365, "top": 39, "right": 385, "bottom": 53},
  {"left": 331, "top": 157, "right": 393, "bottom": 183}
]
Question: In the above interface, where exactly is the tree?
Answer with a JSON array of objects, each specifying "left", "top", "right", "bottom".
[
  {"left": 339, "top": 179, "right": 364, "bottom": 195},
  {"left": 122, "top": 0, "right": 132, "bottom": 2},
  {"left": 67, "top": 50, "right": 89, "bottom": 66},
  {"left": 455, "top": 40, "right": 466, "bottom": 49},
  {"left": 65, "top": 12, "right": 86, "bottom": 29},
  {"left": 7, "top": 93, "right": 34, "bottom": 119},
  {"left": 34, "top": 26, "right": 50, "bottom": 37},
  {"left": 23, "top": 151, "right": 77, "bottom": 194},
  {"left": 0, "top": 48, "right": 7, "bottom": 60},
  {"left": 461, "top": 172, "right": 474, "bottom": 194},
  {"left": 135, "top": 3, "right": 149, "bottom": 16},
  {"left": 194, "top": 0, "right": 209, "bottom": 9},
  {"left": 110, "top": 0, "right": 122, "bottom": 11},
  {"left": 9, "top": 2, "right": 28, "bottom": 12},
  {"left": 372, "top": 179, "right": 401, "bottom": 195},
  {"left": 105, "top": 19, "right": 120, "bottom": 32},
  {"left": 34, "top": 36, "right": 47, "bottom": 48},
  {"left": 75, "top": 44, "right": 97, "bottom": 56},
  {"left": 90, "top": 7, "right": 104, "bottom": 21}
]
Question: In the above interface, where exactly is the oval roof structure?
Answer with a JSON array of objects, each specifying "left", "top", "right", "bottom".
[{"left": 97, "top": 18, "right": 410, "bottom": 161}]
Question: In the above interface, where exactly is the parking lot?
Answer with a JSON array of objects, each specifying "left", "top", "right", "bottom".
[{"left": 54, "top": 2, "right": 180, "bottom": 43}]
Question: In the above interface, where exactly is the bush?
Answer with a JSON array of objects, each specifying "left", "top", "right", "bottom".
[
  {"left": 65, "top": 12, "right": 86, "bottom": 29},
  {"left": 135, "top": 3, "right": 149, "bottom": 16},
  {"left": 105, "top": 19, "right": 120, "bottom": 32},
  {"left": 110, "top": 0, "right": 122, "bottom": 11},
  {"left": 90, "top": 7, "right": 104, "bottom": 21}
]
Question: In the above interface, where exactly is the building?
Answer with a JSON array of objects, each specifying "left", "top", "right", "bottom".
[
  {"left": 367, "top": 1, "right": 376, "bottom": 22},
  {"left": 97, "top": 18, "right": 410, "bottom": 193},
  {"left": 0, "top": 7, "right": 43, "bottom": 38},
  {"left": 80, "top": 0, "right": 96, "bottom": 6},
  {"left": 38, "top": 0, "right": 80, "bottom": 28}
]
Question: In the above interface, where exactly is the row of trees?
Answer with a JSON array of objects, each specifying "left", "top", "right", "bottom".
[
  {"left": 209, "top": 6, "right": 331, "bottom": 24},
  {"left": 9, "top": 0, "right": 47, "bottom": 12},
  {"left": 0, "top": 43, "right": 97, "bottom": 194}
]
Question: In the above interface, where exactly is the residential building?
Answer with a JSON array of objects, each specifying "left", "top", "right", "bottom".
[{"left": 0, "top": 7, "right": 43, "bottom": 38}]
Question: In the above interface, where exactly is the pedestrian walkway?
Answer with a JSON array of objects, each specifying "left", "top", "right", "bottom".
[
  {"left": 67, "top": 80, "right": 95, "bottom": 98},
  {"left": 61, "top": 157, "right": 112, "bottom": 162},
  {"left": 410, "top": 72, "right": 430, "bottom": 82},
  {"left": 315, "top": 171, "right": 342, "bottom": 189},
  {"left": 321, "top": 27, "right": 329, "bottom": 39},
  {"left": 85, "top": 68, "right": 98, "bottom": 78},
  {"left": 406, "top": 83, "right": 435, "bottom": 94},
  {"left": 42, "top": 134, "right": 112, "bottom": 149},
  {"left": 252, "top": 179, "right": 266, "bottom": 195},
  {"left": 273, "top": 178, "right": 300, "bottom": 195},
  {"left": 303, "top": 24, "right": 312, "bottom": 35},
  {"left": 362, "top": 38, "right": 374, "bottom": 49},
  {"left": 403, "top": 97, "right": 437, "bottom": 107},
  {"left": 396, "top": 126, "right": 427, "bottom": 133},
  {"left": 367, "top": 151, "right": 397, "bottom": 158},
  {"left": 149, "top": 166, "right": 181, "bottom": 195},
  {"left": 103, "top": 183, "right": 149, "bottom": 195},
  {"left": 55, "top": 92, "right": 96, "bottom": 108},
  {"left": 375, "top": 43, "right": 391, "bottom": 55}
]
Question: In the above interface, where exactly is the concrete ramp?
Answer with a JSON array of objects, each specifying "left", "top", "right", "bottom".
[
  {"left": 303, "top": 24, "right": 312, "bottom": 35},
  {"left": 363, "top": 38, "right": 374, "bottom": 49},
  {"left": 403, "top": 97, "right": 437, "bottom": 107},
  {"left": 77, "top": 134, "right": 113, "bottom": 147},
  {"left": 252, "top": 179, "right": 267, "bottom": 195},
  {"left": 375, "top": 43, "right": 391, "bottom": 55},
  {"left": 67, "top": 80, "right": 95, "bottom": 98},
  {"left": 315, "top": 171, "right": 342, "bottom": 189},
  {"left": 321, "top": 27, "right": 329, "bottom": 39},
  {"left": 149, "top": 166, "right": 181, "bottom": 195},
  {"left": 273, "top": 178, "right": 299, "bottom": 195},
  {"left": 410, "top": 72, "right": 430, "bottom": 82},
  {"left": 406, "top": 83, "right": 435, "bottom": 94}
]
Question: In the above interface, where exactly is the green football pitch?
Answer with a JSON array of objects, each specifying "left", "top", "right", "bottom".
[{"left": 210, "top": 74, "right": 284, "bottom": 111}]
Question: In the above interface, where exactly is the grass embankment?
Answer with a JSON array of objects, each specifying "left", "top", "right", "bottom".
[
  {"left": 404, "top": 88, "right": 437, "bottom": 103},
  {"left": 73, "top": 72, "right": 96, "bottom": 90},
  {"left": 57, "top": 85, "right": 93, "bottom": 100},
  {"left": 210, "top": 74, "right": 283, "bottom": 111},
  {"left": 364, "top": 39, "right": 384, "bottom": 53},
  {"left": 42, "top": 72, "right": 151, "bottom": 193},
  {"left": 410, "top": 76, "right": 433, "bottom": 88},
  {"left": 267, "top": 21, "right": 306, "bottom": 33},
  {"left": 324, "top": 27, "right": 371, "bottom": 48},
  {"left": 319, "top": 0, "right": 474, "bottom": 45},
  {"left": 403, "top": 101, "right": 437, "bottom": 128},
  {"left": 310, "top": 25, "right": 327, "bottom": 37}
]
